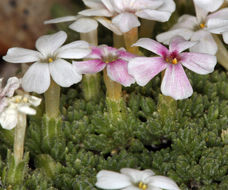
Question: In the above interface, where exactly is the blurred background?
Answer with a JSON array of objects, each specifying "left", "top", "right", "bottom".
[{"left": 0, "top": 0, "right": 84, "bottom": 79}]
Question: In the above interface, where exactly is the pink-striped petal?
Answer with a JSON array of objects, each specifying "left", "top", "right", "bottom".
[
  {"left": 107, "top": 59, "right": 135, "bottom": 87},
  {"left": 128, "top": 57, "right": 167, "bottom": 86},
  {"left": 73, "top": 59, "right": 106, "bottom": 74},
  {"left": 161, "top": 64, "right": 193, "bottom": 100},
  {"left": 133, "top": 38, "right": 168, "bottom": 56},
  {"left": 169, "top": 36, "right": 197, "bottom": 53},
  {"left": 180, "top": 52, "right": 216, "bottom": 74},
  {"left": 118, "top": 49, "right": 135, "bottom": 61}
]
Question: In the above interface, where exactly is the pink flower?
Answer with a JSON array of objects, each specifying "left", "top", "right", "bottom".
[
  {"left": 128, "top": 37, "right": 217, "bottom": 100},
  {"left": 73, "top": 45, "right": 135, "bottom": 86}
]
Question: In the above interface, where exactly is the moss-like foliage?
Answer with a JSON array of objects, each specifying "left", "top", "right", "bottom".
[
  {"left": 0, "top": 69, "right": 224, "bottom": 190},
  {"left": 0, "top": 1, "right": 228, "bottom": 190}
]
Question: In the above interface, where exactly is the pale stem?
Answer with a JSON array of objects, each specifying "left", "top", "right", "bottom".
[
  {"left": 103, "top": 68, "right": 122, "bottom": 100},
  {"left": 139, "top": 20, "right": 155, "bottom": 38},
  {"left": 123, "top": 27, "right": 139, "bottom": 55},
  {"left": 14, "top": 113, "right": 26, "bottom": 165},
  {"left": 44, "top": 79, "right": 60, "bottom": 118},
  {"left": 80, "top": 29, "right": 101, "bottom": 101},
  {"left": 213, "top": 34, "right": 228, "bottom": 71},
  {"left": 113, "top": 34, "right": 125, "bottom": 48}
]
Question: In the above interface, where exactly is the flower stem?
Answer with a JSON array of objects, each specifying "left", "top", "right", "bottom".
[
  {"left": 14, "top": 112, "right": 26, "bottom": 165},
  {"left": 103, "top": 68, "right": 126, "bottom": 121},
  {"left": 80, "top": 29, "right": 101, "bottom": 101},
  {"left": 44, "top": 79, "right": 60, "bottom": 118},
  {"left": 103, "top": 68, "right": 122, "bottom": 100},
  {"left": 123, "top": 27, "right": 139, "bottom": 54},
  {"left": 113, "top": 33, "right": 125, "bottom": 48},
  {"left": 213, "top": 34, "right": 228, "bottom": 71},
  {"left": 139, "top": 20, "right": 155, "bottom": 38}
]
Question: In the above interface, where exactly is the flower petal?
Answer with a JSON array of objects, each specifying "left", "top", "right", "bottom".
[
  {"left": 79, "top": 8, "right": 113, "bottom": 17},
  {"left": 96, "top": 170, "right": 131, "bottom": 189},
  {"left": 136, "top": 9, "right": 172, "bottom": 22},
  {"left": 133, "top": 38, "right": 168, "bottom": 56},
  {"left": 69, "top": 17, "right": 98, "bottom": 33},
  {"left": 96, "top": 17, "right": 122, "bottom": 35},
  {"left": 35, "top": 31, "right": 67, "bottom": 56},
  {"left": 169, "top": 36, "right": 197, "bottom": 53},
  {"left": 22, "top": 62, "right": 50, "bottom": 94},
  {"left": 49, "top": 59, "right": 82, "bottom": 87},
  {"left": 223, "top": 32, "right": 228, "bottom": 44},
  {"left": 1, "top": 77, "right": 20, "bottom": 97},
  {"left": 56, "top": 40, "right": 91, "bottom": 59},
  {"left": 3, "top": 48, "right": 41, "bottom": 63},
  {"left": 120, "top": 168, "right": 155, "bottom": 184},
  {"left": 172, "top": 15, "right": 198, "bottom": 30},
  {"left": 73, "top": 59, "right": 106, "bottom": 74},
  {"left": 156, "top": 28, "right": 193, "bottom": 45},
  {"left": 190, "top": 30, "right": 217, "bottom": 55},
  {"left": 18, "top": 105, "right": 36, "bottom": 115},
  {"left": 44, "top": 16, "right": 79, "bottom": 24},
  {"left": 107, "top": 59, "right": 135, "bottom": 87},
  {"left": 158, "top": 0, "right": 176, "bottom": 13},
  {"left": 181, "top": 52, "right": 216, "bottom": 74},
  {"left": 207, "top": 18, "right": 228, "bottom": 34},
  {"left": 0, "top": 105, "right": 18, "bottom": 130},
  {"left": 123, "top": 186, "right": 139, "bottom": 190},
  {"left": 83, "top": 0, "right": 104, "bottom": 8},
  {"left": 148, "top": 176, "right": 180, "bottom": 190},
  {"left": 117, "top": 49, "right": 135, "bottom": 61},
  {"left": 112, "top": 13, "right": 140, "bottom": 33},
  {"left": 128, "top": 57, "right": 167, "bottom": 86},
  {"left": 161, "top": 64, "right": 193, "bottom": 100},
  {"left": 193, "top": 0, "right": 223, "bottom": 12},
  {"left": 0, "top": 98, "right": 8, "bottom": 113},
  {"left": 28, "top": 95, "right": 42, "bottom": 107}
]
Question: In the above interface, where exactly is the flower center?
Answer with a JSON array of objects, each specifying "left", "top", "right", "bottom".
[
  {"left": 200, "top": 23, "right": 205, "bottom": 29},
  {"left": 48, "top": 58, "right": 54, "bottom": 63},
  {"left": 138, "top": 182, "right": 148, "bottom": 190},
  {"left": 102, "top": 54, "right": 118, "bottom": 64},
  {"left": 14, "top": 96, "right": 28, "bottom": 104},
  {"left": 165, "top": 57, "right": 178, "bottom": 65}
]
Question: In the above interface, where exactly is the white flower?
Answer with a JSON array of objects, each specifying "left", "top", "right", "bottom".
[
  {"left": 0, "top": 94, "right": 41, "bottom": 130},
  {"left": 3, "top": 31, "right": 91, "bottom": 94},
  {"left": 0, "top": 77, "right": 20, "bottom": 113},
  {"left": 156, "top": 0, "right": 225, "bottom": 54},
  {"left": 207, "top": 7, "right": 228, "bottom": 44},
  {"left": 96, "top": 168, "right": 180, "bottom": 190},
  {"left": 81, "top": 0, "right": 176, "bottom": 33},
  {"left": 45, "top": 0, "right": 122, "bottom": 35}
]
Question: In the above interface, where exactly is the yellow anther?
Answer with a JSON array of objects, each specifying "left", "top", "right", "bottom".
[
  {"left": 15, "top": 97, "right": 21, "bottom": 103},
  {"left": 172, "top": 58, "right": 178, "bottom": 64},
  {"left": 142, "top": 184, "right": 148, "bottom": 190},
  {"left": 138, "top": 182, "right": 148, "bottom": 190},
  {"left": 200, "top": 23, "right": 205, "bottom": 29},
  {"left": 48, "top": 58, "right": 54, "bottom": 63},
  {"left": 23, "top": 97, "right": 28, "bottom": 103},
  {"left": 139, "top": 182, "right": 143, "bottom": 188}
]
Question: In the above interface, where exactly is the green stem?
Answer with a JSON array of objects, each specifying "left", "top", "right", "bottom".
[
  {"left": 80, "top": 29, "right": 101, "bottom": 101},
  {"left": 213, "top": 34, "right": 228, "bottom": 71},
  {"left": 44, "top": 79, "right": 60, "bottom": 118},
  {"left": 123, "top": 27, "right": 139, "bottom": 55},
  {"left": 103, "top": 69, "right": 126, "bottom": 121},
  {"left": 14, "top": 113, "right": 26, "bottom": 165}
]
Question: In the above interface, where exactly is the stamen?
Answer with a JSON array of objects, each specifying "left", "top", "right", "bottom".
[
  {"left": 200, "top": 23, "right": 205, "bottom": 29},
  {"left": 138, "top": 181, "right": 148, "bottom": 190},
  {"left": 48, "top": 58, "right": 54, "bottom": 63},
  {"left": 172, "top": 58, "right": 178, "bottom": 64},
  {"left": 23, "top": 97, "right": 28, "bottom": 103},
  {"left": 15, "top": 97, "right": 21, "bottom": 103}
]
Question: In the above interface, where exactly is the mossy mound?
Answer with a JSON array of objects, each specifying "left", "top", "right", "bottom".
[{"left": 0, "top": 69, "right": 227, "bottom": 190}]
